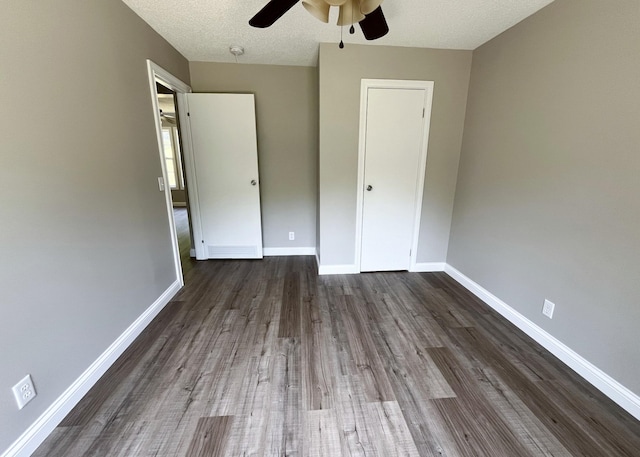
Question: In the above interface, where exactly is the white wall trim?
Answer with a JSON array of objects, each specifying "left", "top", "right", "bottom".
[
  {"left": 444, "top": 264, "right": 640, "bottom": 421},
  {"left": 263, "top": 247, "right": 316, "bottom": 256},
  {"left": 1, "top": 280, "right": 182, "bottom": 457},
  {"left": 410, "top": 262, "right": 446, "bottom": 272},
  {"left": 317, "top": 264, "right": 360, "bottom": 275}
]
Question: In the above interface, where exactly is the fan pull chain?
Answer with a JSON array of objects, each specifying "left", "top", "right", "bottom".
[
  {"left": 349, "top": 1, "right": 355, "bottom": 34},
  {"left": 339, "top": 25, "right": 344, "bottom": 48}
]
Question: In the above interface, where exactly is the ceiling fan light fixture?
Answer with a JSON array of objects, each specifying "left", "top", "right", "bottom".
[
  {"left": 337, "top": 0, "right": 365, "bottom": 26},
  {"left": 358, "top": 0, "right": 383, "bottom": 15},
  {"left": 302, "top": 0, "right": 330, "bottom": 23},
  {"left": 249, "top": 0, "right": 389, "bottom": 43}
]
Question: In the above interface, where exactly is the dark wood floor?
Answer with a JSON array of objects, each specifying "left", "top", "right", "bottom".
[{"left": 34, "top": 257, "right": 640, "bottom": 456}]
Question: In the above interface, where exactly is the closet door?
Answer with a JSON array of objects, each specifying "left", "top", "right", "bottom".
[
  {"left": 359, "top": 84, "right": 430, "bottom": 272},
  {"left": 186, "top": 93, "right": 263, "bottom": 259}
]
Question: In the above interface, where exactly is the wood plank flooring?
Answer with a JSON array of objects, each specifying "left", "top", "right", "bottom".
[{"left": 33, "top": 257, "right": 640, "bottom": 456}]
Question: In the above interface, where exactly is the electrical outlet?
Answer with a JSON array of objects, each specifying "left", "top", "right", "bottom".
[
  {"left": 12, "top": 374, "right": 37, "bottom": 410},
  {"left": 288, "top": 232, "right": 295, "bottom": 241},
  {"left": 542, "top": 299, "right": 555, "bottom": 319}
]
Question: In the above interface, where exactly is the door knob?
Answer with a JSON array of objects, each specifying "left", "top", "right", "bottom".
[
  {"left": 366, "top": 185, "right": 373, "bottom": 191},
  {"left": 251, "top": 180, "right": 257, "bottom": 186}
]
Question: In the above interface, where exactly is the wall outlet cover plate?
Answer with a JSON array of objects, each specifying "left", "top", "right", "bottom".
[
  {"left": 12, "top": 374, "right": 37, "bottom": 410},
  {"left": 543, "top": 299, "right": 555, "bottom": 319}
]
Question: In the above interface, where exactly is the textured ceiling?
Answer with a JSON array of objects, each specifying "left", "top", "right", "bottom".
[{"left": 122, "top": 0, "right": 555, "bottom": 66}]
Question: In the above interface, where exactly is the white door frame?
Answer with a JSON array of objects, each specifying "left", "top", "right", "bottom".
[
  {"left": 146, "top": 60, "right": 202, "bottom": 287},
  {"left": 354, "top": 79, "right": 434, "bottom": 272}
]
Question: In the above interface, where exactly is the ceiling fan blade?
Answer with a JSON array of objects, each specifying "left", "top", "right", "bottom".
[
  {"left": 358, "top": 6, "right": 389, "bottom": 40},
  {"left": 249, "top": 0, "right": 300, "bottom": 28}
]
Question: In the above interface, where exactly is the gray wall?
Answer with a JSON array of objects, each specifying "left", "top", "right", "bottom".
[
  {"left": 0, "top": 0, "right": 189, "bottom": 451},
  {"left": 189, "top": 62, "right": 319, "bottom": 250},
  {"left": 318, "top": 44, "right": 472, "bottom": 266},
  {"left": 449, "top": 0, "right": 640, "bottom": 393}
]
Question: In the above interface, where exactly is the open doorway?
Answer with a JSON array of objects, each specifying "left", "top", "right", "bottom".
[
  {"left": 156, "top": 81, "right": 196, "bottom": 276},
  {"left": 147, "top": 60, "right": 199, "bottom": 285}
]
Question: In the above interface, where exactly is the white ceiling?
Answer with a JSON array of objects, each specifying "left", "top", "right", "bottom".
[{"left": 122, "top": 0, "right": 555, "bottom": 67}]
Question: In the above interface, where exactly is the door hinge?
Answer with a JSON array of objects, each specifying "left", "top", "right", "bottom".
[
  {"left": 187, "top": 112, "right": 190, "bottom": 117},
  {"left": 422, "top": 108, "right": 425, "bottom": 118}
]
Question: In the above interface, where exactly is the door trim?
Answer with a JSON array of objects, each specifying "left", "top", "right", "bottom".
[
  {"left": 146, "top": 61, "right": 197, "bottom": 285},
  {"left": 354, "top": 79, "right": 434, "bottom": 272},
  {"left": 175, "top": 92, "right": 206, "bottom": 260}
]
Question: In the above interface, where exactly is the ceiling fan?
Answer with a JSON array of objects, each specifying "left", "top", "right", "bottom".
[{"left": 249, "top": 0, "right": 389, "bottom": 42}]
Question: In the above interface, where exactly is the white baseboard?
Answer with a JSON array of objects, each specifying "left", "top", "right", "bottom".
[
  {"left": 263, "top": 247, "right": 316, "bottom": 256},
  {"left": 410, "top": 262, "right": 446, "bottom": 272},
  {"left": 444, "top": 264, "right": 640, "bottom": 421},
  {"left": 189, "top": 248, "right": 196, "bottom": 258},
  {"left": 316, "top": 261, "right": 446, "bottom": 275},
  {"left": 2, "top": 280, "right": 183, "bottom": 457},
  {"left": 317, "top": 263, "right": 359, "bottom": 275}
]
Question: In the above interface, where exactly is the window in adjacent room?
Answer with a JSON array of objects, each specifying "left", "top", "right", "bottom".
[{"left": 161, "top": 127, "right": 184, "bottom": 189}]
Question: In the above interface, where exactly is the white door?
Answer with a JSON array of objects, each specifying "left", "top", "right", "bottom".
[
  {"left": 186, "top": 93, "right": 263, "bottom": 259},
  {"left": 359, "top": 85, "right": 430, "bottom": 272}
]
